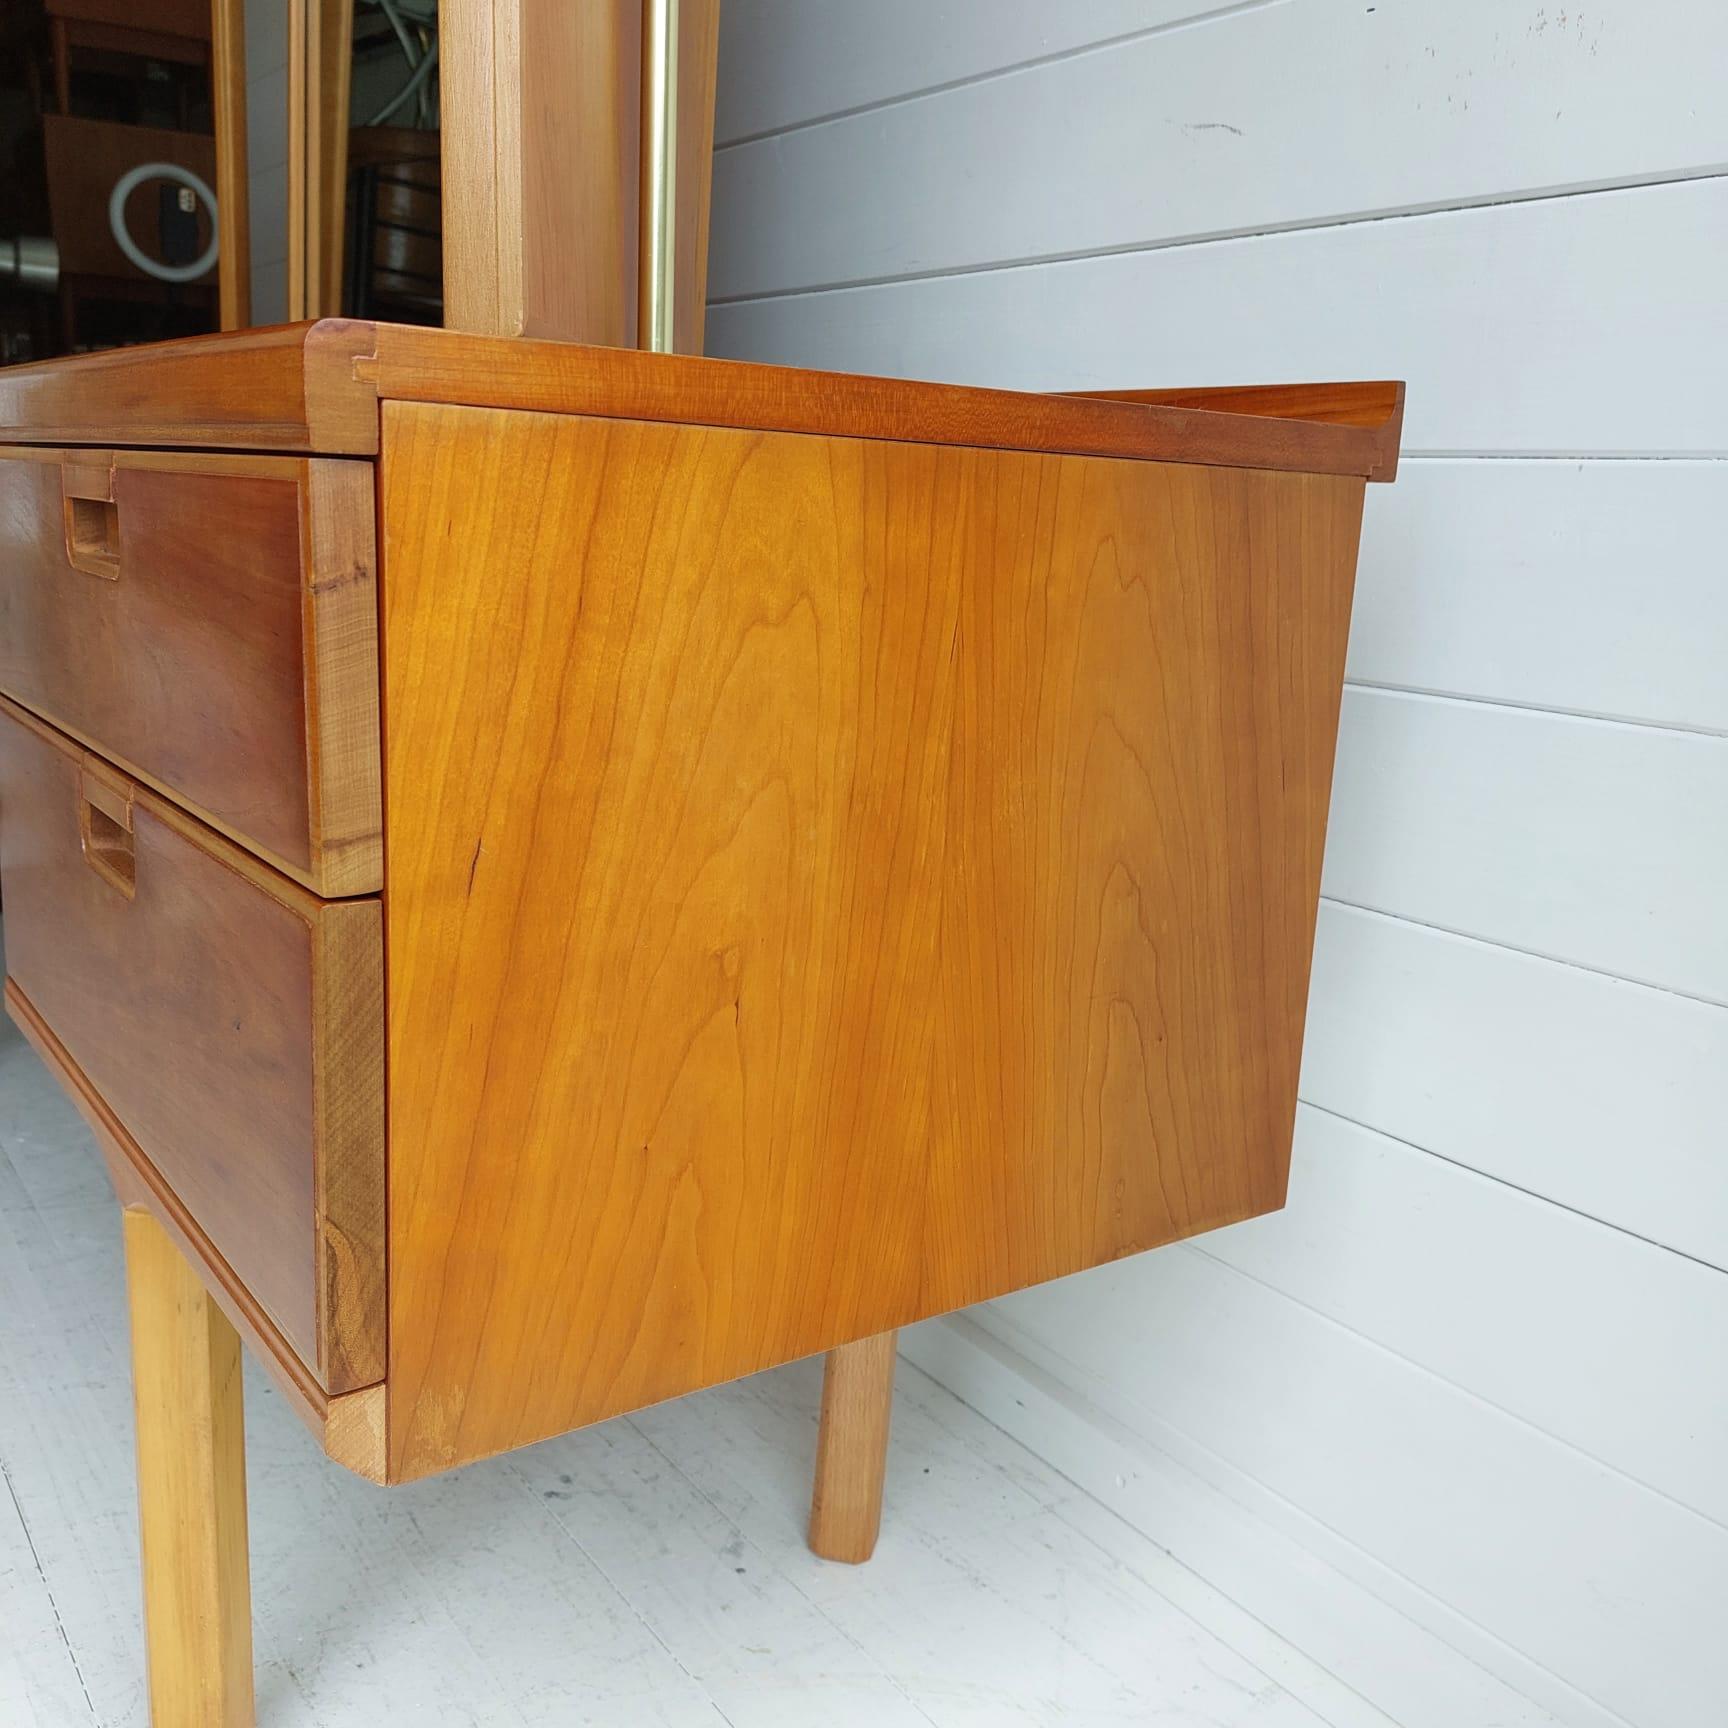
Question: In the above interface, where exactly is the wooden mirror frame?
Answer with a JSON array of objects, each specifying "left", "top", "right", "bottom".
[{"left": 208, "top": 0, "right": 719, "bottom": 349}]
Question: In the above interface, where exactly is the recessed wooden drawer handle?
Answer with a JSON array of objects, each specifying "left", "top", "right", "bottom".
[
  {"left": 79, "top": 757, "right": 136, "bottom": 898},
  {"left": 62, "top": 461, "right": 120, "bottom": 580}
]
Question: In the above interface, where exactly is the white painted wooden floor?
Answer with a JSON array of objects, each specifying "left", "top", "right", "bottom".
[{"left": 0, "top": 1005, "right": 1394, "bottom": 1728}]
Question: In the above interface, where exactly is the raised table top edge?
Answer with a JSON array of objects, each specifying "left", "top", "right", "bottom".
[{"left": 0, "top": 319, "right": 1403, "bottom": 479}]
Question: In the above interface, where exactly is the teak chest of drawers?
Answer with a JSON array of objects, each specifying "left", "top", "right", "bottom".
[{"left": 0, "top": 320, "right": 1401, "bottom": 1724}]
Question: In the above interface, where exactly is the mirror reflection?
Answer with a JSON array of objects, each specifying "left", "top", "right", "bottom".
[{"left": 0, "top": 0, "right": 443, "bottom": 360}]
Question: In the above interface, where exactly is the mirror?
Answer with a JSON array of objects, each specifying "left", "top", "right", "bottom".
[{"left": 0, "top": 0, "right": 444, "bottom": 359}]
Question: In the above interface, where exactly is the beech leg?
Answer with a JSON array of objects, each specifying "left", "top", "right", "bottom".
[
  {"left": 808, "top": 1330, "right": 897, "bottom": 1563},
  {"left": 124, "top": 1206, "right": 255, "bottom": 1728}
]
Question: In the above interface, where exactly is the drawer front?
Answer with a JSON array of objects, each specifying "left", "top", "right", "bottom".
[
  {"left": 0, "top": 446, "right": 380, "bottom": 895},
  {"left": 0, "top": 697, "right": 384, "bottom": 1390}
]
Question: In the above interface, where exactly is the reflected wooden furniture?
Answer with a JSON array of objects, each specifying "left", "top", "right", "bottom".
[
  {"left": 46, "top": 0, "right": 214, "bottom": 121},
  {"left": 41, "top": 114, "right": 220, "bottom": 351},
  {"left": 0, "top": 319, "right": 1401, "bottom": 1722},
  {"left": 345, "top": 127, "right": 443, "bottom": 323},
  {"left": 37, "top": 1, "right": 223, "bottom": 350}
]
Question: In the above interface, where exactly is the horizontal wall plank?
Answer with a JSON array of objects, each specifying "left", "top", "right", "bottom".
[
  {"left": 1322, "top": 687, "right": 1728, "bottom": 1002},
  {"left": 1302, "top": 902, "right": 1728, "bottom": 1269},
  {"left": 709, "top": 179, "right": 1728, "bottom": 457},
  {"left": 977, "top": 1247, "right": 1728, "bottom": 1728},
  {"left": 1209, "top": 1104, "right": 1728, "bottom": 1522},
  {"left": 904, "top": 1316, "right": 1578, "bottom": 1728},
  {"left": 716, "top": 0, "right": 1216, "bottom": 144},
  {"left": 1351, "top": 459, "right": 1728, "bottom": 734},
  {"left": 711, "top": 0, "right": 1728, "bottom": 298}
]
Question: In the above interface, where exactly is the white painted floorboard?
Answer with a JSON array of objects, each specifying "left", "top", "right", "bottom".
[{"left": 0, "top": 1005, "right": 1394, "bottom": 1728}]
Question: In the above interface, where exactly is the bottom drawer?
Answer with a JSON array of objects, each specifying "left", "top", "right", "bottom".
[{"left": 0, "top": 695, "right": 383, "bottom": 1391}]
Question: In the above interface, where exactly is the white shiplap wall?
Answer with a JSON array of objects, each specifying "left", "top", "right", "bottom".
[{"left": 708, "top": 6, "right": 1728, "bottom": 1728}]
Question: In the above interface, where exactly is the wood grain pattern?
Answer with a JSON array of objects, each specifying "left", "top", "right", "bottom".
[
  {"left": 522, "top": 0, "right": 641, "bottom": 344},
  {"left": 440, "top": 0, "right": 714, "bottom": 346},
  {"left": 305, "top": 0, "right": 354, "bottom": 320},
  {"left": 301, "top": 459, "right": 385, "bottom": 894},
  {"left": 380, "top": 402, "right": 1363, "bottom": 1478},
  {"left": 674, "top": 0, "right": 721, "bottom": 355},
  {"left": 925, "top": 455, "right": 1366, "bottom": 1312},
  {"left": 441, "top": 0, "right": 643, "bottom": 342},
  {"left": 322, "top": 1384, "right": 388, "bottom": 1481},
  {"left": 211, "top": 0, "right": 252, "bottom": 330},
  {"left": 7, "top": 980, "right": 388, "bottom": 1481},
  {"left": 123, "top": 1205, "right": 255, "bottom": 1728},
  {"left": 439, "top": 0, "right": 516, "bottom": 336},
  {"left": 287, "top": 0, "right": 308, "bottom": 321},
  {"left": 0, "top": 314, "right": 1403, "bottom": 474},
  {"left": 364, "top": 324, "right": 1405, "bottom": 480},
  {"left": 311, "top": 895, "right": 387, "bottom": 1389},
  {"left": 808, "top": 1333, "right": 897, "bottom": 1564},
  {"left": 0, "top": 697, "right": 384, "bottom": 1392},
  {"left": 0, "top": 445, "right": 381, "bottom": 894},
  {"left": 0, "top": 320, "right": 379, "bottom": 453},
  {"left": 0, "top": 318, "right": 1403, "bottom": 482},
  {"left": 1070, "top": 381, "right": 1405, "bottom": 481}
]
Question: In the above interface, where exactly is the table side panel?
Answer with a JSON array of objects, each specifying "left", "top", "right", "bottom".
[{"left": 381, "top": 402, "right": 1363, "bottom": 1480}]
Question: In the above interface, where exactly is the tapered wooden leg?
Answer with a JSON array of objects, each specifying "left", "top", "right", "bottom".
[
  {"left": 123, "top": 1208, "right": 255, "bottom": 1728},
  {"left": 808, "top": 1330, "right": 897, "bottom": 1563}
]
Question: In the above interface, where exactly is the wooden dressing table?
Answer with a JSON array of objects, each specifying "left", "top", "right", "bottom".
[{"left": 0, "top": 319, "right": 1401, "bottom": 1722}]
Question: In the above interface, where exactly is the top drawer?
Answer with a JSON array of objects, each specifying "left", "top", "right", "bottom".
[{"left": 0, "top": 447, "right": 380, "bottom": 895}]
